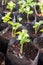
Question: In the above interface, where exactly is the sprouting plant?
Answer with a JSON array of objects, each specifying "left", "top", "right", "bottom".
[
  {"left": 38, "top": 3, "right": 43, "bottom": 15},
  {"left": 2, "top": 12, "right": 12, "bottom": 23},
  {"left": 18, "top": 0, "right": 37, "bottom": 7},
  {"left": 40, "top": 29, "right": 43, "bottom": 33},
  {"left": 6, "top": 1, "right": 16, "bottom": 12},
  {"left": 18, "top": 3, "right": 33, "bottom": 22},
  {"left": 26, "top": 0, "right": 37, "bottom": 6},
  {"left": 8, "top": 21, "right": 22, "bottom": 37},
  {"left": 33, "top": 21, "right": 43, "bottom": 34},
  {"left": 2, "top": 12, "right": 22, "bottom": 37},
  {"left": 17, "top": 29, "right": 30, "bottom": 55},
  {"left": 25, "top": 6, "right": 33, "bottom": 22},
  {"left": 18, "top": 0, "right": 37, "bottom": 22}
]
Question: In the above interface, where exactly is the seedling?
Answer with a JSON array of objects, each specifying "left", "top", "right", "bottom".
[
  {"left": 18, "top": 0, "right": 36, "bottom": 7},
  {"left": 2, "top": 12, "right": 12, "bottom": 23},
  {"left": 17, "top": 29, "right": 30, "bottom": 56},
  {"left": 18, "top": 0, "right": 37, "bottom": 22},
  {"left": 26, "top": 0, "right": 37, "bottom": 6},
  {"left": 6, "top": 1, "right": 16, "bottom": 12},
  {"left": 25, "top": 6, "right": 33, "bottom": 22},
  {"left": 38, "top": 3, "right": 43, "bottom": 15},
  {"left": 33, "top": 21, "right": 43, "bottom": 34},
  {"left": 18, "top": 3, "right": 33, "bottom": 22},
  {"left": 8, "top": 21, "right": 22, "bottom": 37},
  {"left": 2, "top": 12, "right": 22, "bottom": 37}
]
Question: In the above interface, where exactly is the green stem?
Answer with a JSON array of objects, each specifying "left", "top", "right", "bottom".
[
  {"left": 35, "top": 25, "right": 40, "bottom": 35},
  {"left": 27, "top": 14, "right": 29, "bottom": 22},
  {"left": 5, "top": 0, "right": 7, "bottom": 5},
  {"left": 35, "top": 28, "right": 37, "bottom": 35},
  {"left": 2, "top": 0, "right": 4, "bottom": 5},
  {"left": 2, "top": 0, "right": 7, "bottom": 5},
  {"left": 20, "top": 44, "right": 23, "bottom": 54},
  {"left": 12, "top": 27, "right": 16, "bottom": 37}
]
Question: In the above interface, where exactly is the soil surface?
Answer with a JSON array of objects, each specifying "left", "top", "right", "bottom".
[
  {"left": 0, "top": 52, "right": 5, "bottom": 65},
  {"left": 1, "top": 30, "right": 12, "bottom": 40},
  {"left": 7, "top": 40, "right": 39, "bottom": 65},
  {"left": 0, "top": 23, "right": 9, "bottom": 31}
]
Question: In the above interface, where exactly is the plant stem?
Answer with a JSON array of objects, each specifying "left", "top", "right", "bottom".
[
  {"left": 20, "top": 44, "right": 23, "bottom": 54},
  {"left": 27, "top": 14, "right": 29, "bottom": 22},
  {"left": 2, "top": 0, "right": 7, "bottom": 5},
  {"left": 35, "top": 25, "right": 39, "bottom": 35},
  {"left": 12, "top": 27, "right": 16, "bottom": 37},
  {"left": 5, "top": 0, "right": 7, "bottom": 5},
  {"left": 35, "top": 28, "right": 37, "bottom": 35},
  {"left": 2, "top": 0, "right": 4, "bottom": 5}
]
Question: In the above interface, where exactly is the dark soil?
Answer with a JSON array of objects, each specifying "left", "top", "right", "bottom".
[
  {"left": 0, "top": 25, "right": 25, "bottom": 40},
  {"left": 0, "top": 52, "right": 5, "bottom": 65},
  {"left": 38, "top": 38, "right": 43, "bottom": 48},
  {"left": 1, "top": 29, "right": 12, "bottom": 40},
  {"left": 5, "top": 57, "right": 12, "bottom": 65},
  {"left": 23, "top": 43, "right": 38, "bottom": 60},
  {"left": 0, "top": 23, "right": 9, "bottom": 31},
  {"left": 16, "top": 13, "right": 35, "bottom": 23},
  {"left": 7, "top": 40, "right": 38, "bottom": 65}
]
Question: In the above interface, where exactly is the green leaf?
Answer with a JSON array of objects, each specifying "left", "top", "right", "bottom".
[
  {"left": 18, "top": 17, "right": 22, "bottom": 21},
  {"left": 38, "top": 3, "right": 43, "bottom": 14},
  {"left": 8, "top": 21, "right": 14, "bottom": 26},
  {"left": 6, "top": 1, "right": 16, "bottom": 11},
  {"left": 39, "top": 21, "right": 43, "bottom": 25},
  {"left": 17, "top": 29, "right": 30, "bottom": 45},
  {"left": 2, "top": 12, "right": 11, "bottom": 23},
  {"left": 8, "top": 21, "right": 22, "bottom": 30},
  {"left": 33, "top": 21, "right": 43, "bottom": 34},
  {"left": 40, "top": 29, "right": 43, "bottom": 33}
]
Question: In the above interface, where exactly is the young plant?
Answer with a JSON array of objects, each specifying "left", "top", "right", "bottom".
[
  {"left": 26, "top": 0, "right": 37, "bottom": 6},
  {"left": 17, "top": 29, "right": 30, "bottom": 56},
  {"left": 25, "top": 6, "right": 33, "bottom": 22},
  {"left": 2, "top": 12, "right": 22, "bottom": 37},
  {"left": 38, "top": 3, "right": 43, "bottom": 15},
  {"left": 33, "top": 21, "right": 43, "bottom": 34},
  {"left": 6, "top": 1, "right": 16, "bottom": 12},
  {"left": 19, "top": 6, "right": 33, "bottom": 22},
  {"left": 18, "top": 0, "right": 37, "bottom": 22},
  {"left": 2, "top": 12, "right": 12, "bottom": 23},
  {"left": 18, "top": 0, "right": 37, "bottom": 7},
  {"left": 8, "top": 21, "right": 22, "bottom": 37}
]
